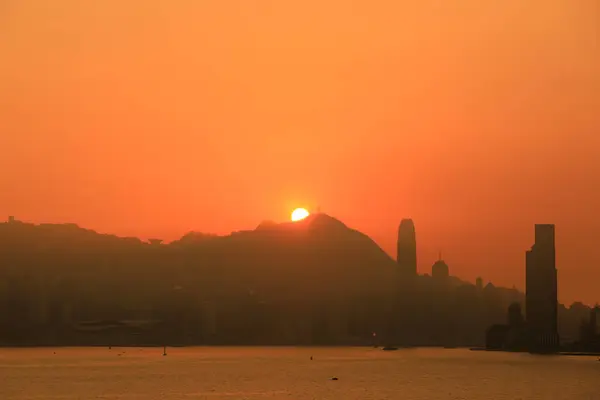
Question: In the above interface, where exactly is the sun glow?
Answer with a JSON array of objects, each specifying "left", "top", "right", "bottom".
[{"left": 291, "top": 208, "right": 310, "bottom": 222}]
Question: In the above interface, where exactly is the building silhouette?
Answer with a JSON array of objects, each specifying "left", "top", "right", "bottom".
[
  {"left": 485, "top": 302, "right": 527, "bottom": 351},
  {"left": 396, "top": 219, "right": 417, "bottom": 275},
  {"left": 508, "top": 302, "right": 525, "bottom": 327},
  {"left": 578, "top": 306, "right": 600, "bottom": 351},
  {"left": 431, "top": 253, "right": 449, "bottom": 281},
  {"left": 525, "top": 224, "right": 559, "bottom": 352},
  {"left": 476, "top": 277, "right": 483, "bottom": 291}
]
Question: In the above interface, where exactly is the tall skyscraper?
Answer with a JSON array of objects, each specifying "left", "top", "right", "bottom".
[
  {"left": 397, "top": 219, "right": 417, "bottom": 275},
  {"left": 525, "top": 224, "right": 559, "bottom": 351}
]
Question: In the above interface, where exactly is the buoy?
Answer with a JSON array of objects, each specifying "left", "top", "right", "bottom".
[
  {"left": 310, "top": 356, "right": 313, "bottom": 360},
  {"left": 163, "top": 345, "right": 167, "bottom": 356}
]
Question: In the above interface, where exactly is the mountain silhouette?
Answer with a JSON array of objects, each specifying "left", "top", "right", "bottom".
[
  {"left": 0, "top": 215, "right": 594, "bottom": 346},
  {"left": 172, "top": 213, "right": 397, "bottom": 301}
]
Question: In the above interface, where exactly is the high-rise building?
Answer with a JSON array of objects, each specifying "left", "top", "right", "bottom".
[
  {"left": 525, "top": 224, "right": 559, "bottom": 351},
  {"left": 397, "top": 219, "right": 417, "bottom": 275},
  {"left": 431, "top": 258, "right": 449, "bottom": 280}
]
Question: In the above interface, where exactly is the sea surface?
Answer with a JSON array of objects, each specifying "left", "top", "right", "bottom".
[{"left": 0, "top": 347, "right": 598, "bottom": 399}]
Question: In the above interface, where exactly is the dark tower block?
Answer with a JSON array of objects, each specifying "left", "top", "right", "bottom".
[
  {"left": 431, "top": 259, "right": 449, "bottom": 281},
  {"left": 525, "top": 224, "right": 559, "bottom": 352},
  {"left": 397, "top": 219, "right": 417, "bottom": 276}
]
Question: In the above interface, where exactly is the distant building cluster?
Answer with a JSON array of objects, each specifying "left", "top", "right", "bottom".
[
  {"left": 0, "top": 214, "right": 597, "bottom": 351},
  {"left": 482, "top": 224, "right": 599, "bottom": 353},
  {"left": 396, "top": 219, "right": 451, "bottom": 280},
  {"left": 484, "top": 224, "right": 559, "bottom": 352},
  {"left": 577, "top": 306, "right": 600, "bottom": 351},
  {"left": 396, "top": 218, "right": 596, "bottom": 354}
]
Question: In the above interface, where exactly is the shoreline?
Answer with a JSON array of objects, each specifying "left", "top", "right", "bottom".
[
  {"left": 469, "top": 347, "right": 600, "bottom": 356},
  {"left": 1, "top": 345, "right": 598, "bottom": 357},
  {"left": 0, "top": 344, "right": 455, "bottom": 349}
]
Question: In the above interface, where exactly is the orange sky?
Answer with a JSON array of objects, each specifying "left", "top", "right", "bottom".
[{"left": 1, "top": 1, "right": 599, "bottom": 305}]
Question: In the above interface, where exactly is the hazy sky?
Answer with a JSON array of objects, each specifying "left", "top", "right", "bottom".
[{"left": 1, "top": 1, "right": 599, "bottom": 305}]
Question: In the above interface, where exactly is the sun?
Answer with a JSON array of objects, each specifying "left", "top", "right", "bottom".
[{"left": 291, "top": 208, "right": 310, "bottom": 222}]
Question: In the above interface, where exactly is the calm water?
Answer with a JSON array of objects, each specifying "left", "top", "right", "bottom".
[{"left": 0, "top": 347, "right": 598, "bottom": 399}]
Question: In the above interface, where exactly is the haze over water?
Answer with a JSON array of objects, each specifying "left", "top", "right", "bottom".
[{"left": 1, "top": 347, "right": 598, "bottom": 399}]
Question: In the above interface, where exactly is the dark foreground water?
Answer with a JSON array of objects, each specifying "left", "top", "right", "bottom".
[{"left": 1, "top": 347, "right": 598, "bottom": 399}]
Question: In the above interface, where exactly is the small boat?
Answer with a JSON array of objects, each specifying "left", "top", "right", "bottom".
[{"left": 382, "top": 346, "right": 398, "bottom": 351}]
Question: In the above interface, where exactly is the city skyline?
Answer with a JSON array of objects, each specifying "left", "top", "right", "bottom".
[
  {"left": 1, "top": 1, "right": 598, "bottom": 398},
  {"left": 2, "top": 212, "right": 597, "bottom": 352},
  {"left": 3, "top": 213, "right": 598, "bottom": 307}
]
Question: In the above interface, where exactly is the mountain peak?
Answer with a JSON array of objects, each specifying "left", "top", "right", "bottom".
[
  {"left": 253, "top": 213, "right": 346, "bottom": 233},
  {"left": 303, "top": 212, "right": 347, "bottom": 231}
]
